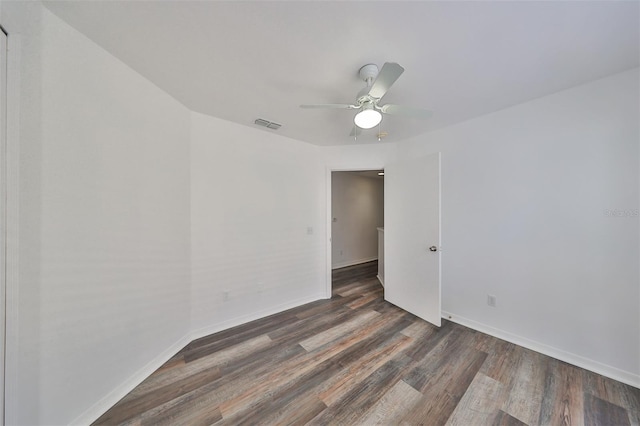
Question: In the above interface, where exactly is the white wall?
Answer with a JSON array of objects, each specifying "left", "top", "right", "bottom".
[
  {"left": 1, "top": 4, "right": 192, "bottom": 424},
  {"left": 190, "top": 112, "right": 326, "bottom": 335},
  {"left": 323, "top": 143, "right": 396, "bottom": 171},
  {"left": 331, "top": 172, "right": 384, "bottom": 269},
  {"left": 400, "top": 68, "right": 640, "bottom": 385}
]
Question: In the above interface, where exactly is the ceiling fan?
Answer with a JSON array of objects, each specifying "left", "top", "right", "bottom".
[{"left": 300, "top": 62, "right": 432, "bottom": 136}]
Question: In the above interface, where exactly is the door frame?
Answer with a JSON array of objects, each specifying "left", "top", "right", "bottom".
[
  {"left": 0, "top": 25, "right": 7, "bottom": 426},
  {"left": 1, "top": 25, "right": 20, "bottom": 426},
  {"left": 325, "top": 164, "right": 385, "bottom": 298}
]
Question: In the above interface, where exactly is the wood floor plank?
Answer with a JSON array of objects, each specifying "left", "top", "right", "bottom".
[
  {"left": 294, "top": 297, "right": 357, "bottom": 320},
  {"left": 181, "top": 314, "right": 300, "bottom": 363},
  {"left": 94, "top": 261, "right": 640, "bottom": 426},
  {"left": 269, "top": 305, "right": 360, "bottom": 344},
  {"left": 299, "top": 309, "right": 380, "bottom": 351},
  {"left": 317, "top": 333, "right": 413, "bottom": 407},
  {"left": 583, "top": 393, "right": 631, "bottom": 426},
  {"left": 184, "top": 308, "right": 295, "bottom": 349},
  {"left": 538, "top": 359, "right": 585, "bottom": 426},
  {"left": 402, "top": 319, "right": 457, "bottom": 362},
  {"left": 253, "top": 393, "right": 328, "bottom": 426},
  {"left": 480, "top": 338, "right": 521, "bottom": 387},
  {"left": 583, "top": 368, "right": 640, "bottom": 417},
  {"left": 372, "top": 300, "right": 406, "bottom": 315},
  {"left": 337, "top": 280, "right": 378, "bottom": 297},
  {"left": 142, "top": 402, "right": 222, "bottom": 426},
  {"left": 309, "top": 355, "right": 415, "bottom": 425},
  {"left": 492, "top": 410, "right": 529, "bottom": 426},
  {"left": 501, "top": 348, "right": 546, "bottom": 425},
  {"left": 400, "top": 346, "right": 488, "bottom": 425},
  {"left": 328, "top": 313, "right": 415, "bottom": 369},
  {"left": 346, "top": 291, "right": 382, "bottom": 309},
  {"left": 402, "top": 326, "right": 465, "bottom": 391},
  {"left": 129, "top": 334, "right": 272, "bottom": 398},
  {"left": 400, "top": 317, "right": 439, "bottom": 340},
  {"left": 445, "top": 373, "right": 506, "bottom": 426},
  {"left": 219, "top": 360, "right": 344, "bottom": 424},
  {"left": 356, "top": 379, "right": 423, "bottom": 425}
]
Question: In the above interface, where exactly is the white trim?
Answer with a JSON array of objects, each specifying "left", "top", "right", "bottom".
[
  {"left": 325, "top": 167, "right": 332, "bottom": 299},
  {"left": 332, "top": 256, "right": 378, "bottom": 270},
  {"left": 189, "top": 293, "right": 325, "bottom": 341},
  {"left": 3, "top": 32, "right": 20, "bottom": 426},
  {"left": 376, "top": 275, "right": 384, "bottom": 286},
  {"left": 69, "top": 334, "right": 193, "bottom": 426},
  {"left": 0, "top": 26, "right": 7, "bottom": 426},
  {"left": 436, "top": 152, "right": 442, "bottom": 327},
  {"left": 442, "top": 310, "right": 640, "bottom": 389}
]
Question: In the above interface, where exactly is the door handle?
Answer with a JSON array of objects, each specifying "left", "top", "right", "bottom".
[{"left": 429, "top": 246, "right": 438, "bottom": 252}]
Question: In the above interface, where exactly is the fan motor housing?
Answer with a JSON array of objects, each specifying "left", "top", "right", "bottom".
[{"left": 359, "top": 63, "right": 379, "bottom": 82}]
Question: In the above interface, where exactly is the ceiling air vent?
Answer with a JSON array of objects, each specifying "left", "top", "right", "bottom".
[{"left": 254, "top": 118, "right": 281, "bottom": 130}]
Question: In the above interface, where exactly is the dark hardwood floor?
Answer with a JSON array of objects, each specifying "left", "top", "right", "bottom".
[{"left": 94, "top": 261, "right": 640, "bottom": 425}]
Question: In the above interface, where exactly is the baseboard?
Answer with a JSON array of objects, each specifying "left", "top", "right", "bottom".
[
  {"left": 332, "top": 256, "right": 377, "bottom": 270},
  {"left": 190, "top": 293, "right": 326, "bottom": 341},
  {"left": 70, "top": 333, "right": 194, "bottom": 426},
  {"left": 377, "top": 274, "right": 384, "bottom": 287},
  {"left": 442, "top": 310, "right": 640, "bottom": 389}
]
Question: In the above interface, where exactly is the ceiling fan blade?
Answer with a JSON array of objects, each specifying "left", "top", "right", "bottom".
[
  {"left": 381, "top": 104, "right": 432, "bottom": 119},
  {"left": 368, "top": 62, "right": 405, "bottom": 100},
  {"left": 300, "top": 104, "right": 358, "bottom": 109},
  {"left": 349, "top": 126, "right": 362, "bottom": 138}
]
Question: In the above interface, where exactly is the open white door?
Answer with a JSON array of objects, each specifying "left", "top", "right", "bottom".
[{"left": 384, "top": 152, "right": 441, "bottom": 326}]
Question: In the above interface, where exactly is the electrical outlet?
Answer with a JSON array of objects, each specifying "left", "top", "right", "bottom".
[{"left": 487, "top": 294, "right": 496, "bottom": 307}]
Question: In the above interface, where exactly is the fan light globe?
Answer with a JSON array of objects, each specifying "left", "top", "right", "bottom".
[{"left": 354, "top": 107, "right": 382, "bottom": 129}]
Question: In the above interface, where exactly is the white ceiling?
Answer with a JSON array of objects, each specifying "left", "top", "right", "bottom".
[{"left": 43, "top": 1, "right": 639, "bottom": 147}]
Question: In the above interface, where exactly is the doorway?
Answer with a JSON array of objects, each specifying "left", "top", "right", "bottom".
[
  {"left": 329, "top": 170, "right": 384, "bottom": 294},
  {"left": 331, "top": 170, "right": 385, "bottom": 268},
  {"left": 325, "top": 152, "right": 442, "bottom": 328},
  {"left": 325, "top": 164, "right": 384, "bottom": 299}
]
